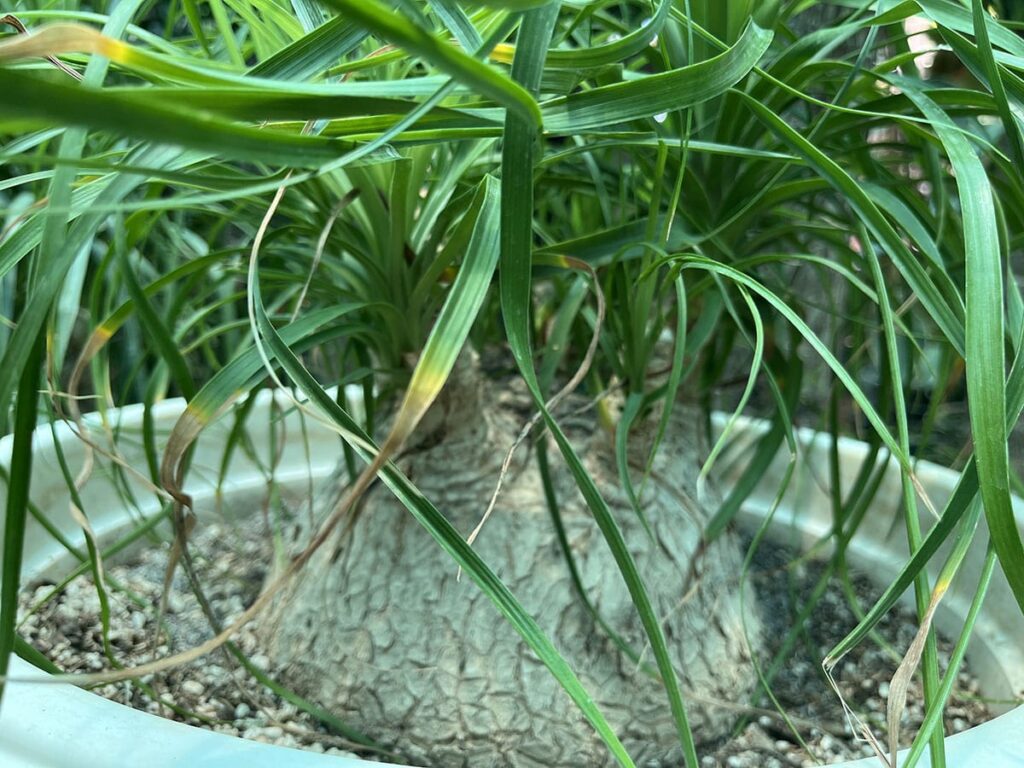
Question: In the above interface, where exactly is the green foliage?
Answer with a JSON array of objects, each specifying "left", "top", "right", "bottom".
[{"left": 1, "top": 1, "right": 1022, "bottom": 765}]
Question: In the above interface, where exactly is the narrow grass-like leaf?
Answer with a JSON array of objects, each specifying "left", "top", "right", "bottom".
[
  {"left": 541, "top": 21, "right": 771, "bottom": 134},
  {"left": 535, "top": 437, "right": 656, "bottom": 677},
  {"left": 699, "top": 286, "right": 764, "bottom": 488},
  {"left": 116, "top": 247, "right": 196, "bottom": 400},
  {"left": 970, "top": 0, "right": 1024, "bottom": 171},
  {"left": 827, "top": 333, "right": 1024, "bottom": 659},
  {"left": 862, "top": 228, "right": 945, "bottom": 767},
  {"left": 738, "top": 92, "right": 966, "bottom": 356},
  {"left": 105, "top": 87, "right": 498, "bottom": 126},
  {"left": 160, "top": 305, "right": 365, "bottom": 495},
  {"left": 901, "top": 543, "right": 996, "bottom": 768},
  {"left": 0, "top": 0, "right": 144, "bottom": 701},
  {"left": 638, "top": 272, "right": 689, "bottom": 495},
  {"left": 44, "top": 406, "right": 116, "bottom": 663},
  {"left": 661, "top": 254, "right": 916, "bottom": 472},
  {"left": 380, "top": 175, "right": 501, "bottom": 448},
  {"left": 15, "top": 635, "right": 60, "bottom": 674},
  {"left": 67, "top": 251, "right": 228, "bottom": 400},
  {"left": 316, "top": 0, "right": 540, "bottom": 126},
  {"left": 289, "top": 0, "right": 326, "bottom": 34},
  {"left": 430, "top": 0, "right": 483, "bottom": 51},
  {"left": 500, "top": 5, "right": 697, "bottom": 766},
  {"left": 0, "top": 70, "right": 352, "bottom": 167},
  {"left": 0, "top": 341, "right": 43, "bottom": 698},
  {"left": 614, "top": 392, "right": 654, "bottom": 535},
  {"left": 0, "top": 145, "right": 188, "bottom": 436},
  {"left": 709, "top": 355, "right": 802, "bottom": 540},
  {"left": 889, "top": 76, "right": 1024, "bottom": 613},
  {"left": 251, "top": 14, "right": 367, "bottom": 79},
  {"left": 491, "top": 0, "right": 670, "bottom": 69},
  {"left": 917, "top": 0, "right": 1024, "bottom": 58}
]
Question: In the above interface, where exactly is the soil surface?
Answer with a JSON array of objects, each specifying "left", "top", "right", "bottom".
[{"left": 18, "top": 510, "right": 997, "bottom": 767}]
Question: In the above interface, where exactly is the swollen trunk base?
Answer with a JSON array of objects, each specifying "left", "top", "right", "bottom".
[{"left": 264, "top": 374, "right": 760, "bottom": 768}]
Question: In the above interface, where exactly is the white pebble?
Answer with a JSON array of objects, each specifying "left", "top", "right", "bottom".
[
  {"left": 166, "top": 594, "right": 186, "bottom": 613},
  {"left": 181, "top": 680, "right": 205, "bottom": 696}
]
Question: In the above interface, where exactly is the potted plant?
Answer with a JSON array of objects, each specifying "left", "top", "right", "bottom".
[{"left": 0, "top": 1, "right": 1021, "bottom": 767}]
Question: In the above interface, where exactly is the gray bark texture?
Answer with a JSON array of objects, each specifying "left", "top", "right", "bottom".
[{"left": 264, "top": 366, "right": 761, "bottom": 767}]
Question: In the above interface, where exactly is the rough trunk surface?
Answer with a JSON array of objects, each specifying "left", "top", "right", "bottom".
[{"left": 264, "top": 369, "right": 760, "bottom": 767}]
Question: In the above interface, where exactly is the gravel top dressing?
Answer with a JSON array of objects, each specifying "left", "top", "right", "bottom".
[{"left": 18, "top": 514, "right": 993, "bottom": 767}]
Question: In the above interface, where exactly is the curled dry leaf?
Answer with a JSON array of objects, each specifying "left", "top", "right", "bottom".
[{"left": 0, "top": 15, "right": 84, "bottom": 80}]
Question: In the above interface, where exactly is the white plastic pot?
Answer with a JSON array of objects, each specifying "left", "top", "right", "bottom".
[
  {"left": 716, "top": 415, "right": 1024, "bottom": 767},
  {"left": 0, "top": 392, "right": 1021, "bottom": 767}
]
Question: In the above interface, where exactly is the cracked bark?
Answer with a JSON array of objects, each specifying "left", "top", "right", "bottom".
[{"left": 263, "top": 368, "right": 761, "bottom": 767}]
